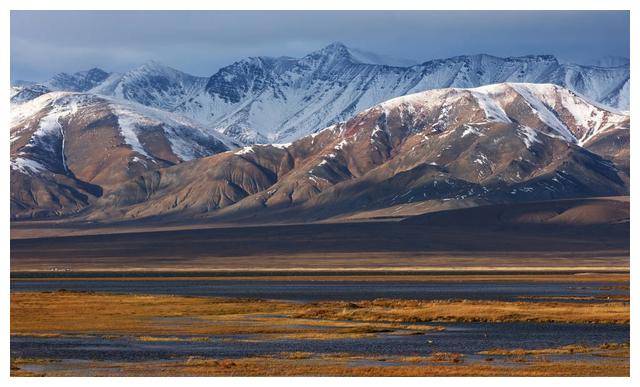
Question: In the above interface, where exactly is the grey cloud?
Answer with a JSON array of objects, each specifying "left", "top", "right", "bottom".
[{"left": 11, "top": 10, "right": 629, "bottom": 82}]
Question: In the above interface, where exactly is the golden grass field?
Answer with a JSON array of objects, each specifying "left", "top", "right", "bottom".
[
  {"left": 10, "top": 290, "right": 630, "bottom": 376},
  {"left": 11, "top": 291, "right": 630, "bottom": 335},
  {"left": 10, "top": 356, "right": 630, "bottom": 377}
]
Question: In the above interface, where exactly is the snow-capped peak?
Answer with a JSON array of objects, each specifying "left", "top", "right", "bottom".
[
  {"left": 129, "top": 60, "right": 188, "bottom": 77},
  {"left": 306, "top": 42, "right": 417, "bottom": 67},
  {"left": 372, "top": 82, "right": 628, "bottom": 147},
  {"left": 303, "top": 42, "right": 355, "bottom": 65},
  {"left": 314, "top": 42, "right": 351, "bottom": 56}
]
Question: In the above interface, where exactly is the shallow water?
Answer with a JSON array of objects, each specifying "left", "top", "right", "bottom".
[
  {"left": 9, "top": 279, "right": 627, "bottom": 302},
  {"left": 11, "top": 322, "right": 629, "bottom": 363},
  {"left": 11, "top": 277, "right": 629, "bottom": 374}
]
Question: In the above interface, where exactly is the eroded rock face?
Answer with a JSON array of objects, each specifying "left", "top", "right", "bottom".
[{"left": 86, "top": 83, "right": 629, "bottom": 223}]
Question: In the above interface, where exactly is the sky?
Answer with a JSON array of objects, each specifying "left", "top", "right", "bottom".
[{"left": 11, "top": 10, "right": 630, "bottom": 82}]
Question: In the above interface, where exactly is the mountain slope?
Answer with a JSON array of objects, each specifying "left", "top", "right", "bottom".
[
  {"left": 10, "top": 92, "right": 235, "bottom": 219},
  {"left": 402, "top": 197, "right": 629, "bottom": 229},
  {"left": 89, "top": 61, "right": 209, "bottom": 111},
  {"left": 89, "top": 83, "right": 629, "bottom": 223}
]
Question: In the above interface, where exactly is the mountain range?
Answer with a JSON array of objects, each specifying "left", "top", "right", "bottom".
[
  {"left": 10, "top": 76, "right": 630, "bottom": 222},
  {"left": 12, "top": 42, "right": 630, "bottom": 146}
]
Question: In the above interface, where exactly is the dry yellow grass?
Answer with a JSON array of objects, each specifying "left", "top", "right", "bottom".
[
  {"left": 136, "top": 336, "right": 211, "bottom": 342},
  {"left": 11, "top": 291, "right": 294, "bottom": 335},
  {"left": 427, "top": 352, "right": 465, "bottom": 363},
  {"left": 10, "top": 291, "right": 446, "bottom": 337},
  {"left": 479, "top": 343, "right": 629, "bottom": 356},
  {"left": 10, "top": 356, "right": 629, "bottom": 377},
  {"left": 11, "top": 291, "right": 629, "bottom": 339},
  {"left": 295, "top": 299, "right": 629, "bottom": 324}
]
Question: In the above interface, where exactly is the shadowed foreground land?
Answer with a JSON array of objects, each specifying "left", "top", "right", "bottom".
[
  {"left": 11, "top": 198, "right": 629, "bottom": 271},
  {"left": 10, "top": 220, "right": 629, "bottom": 271},
  {"left": 10, "top": 291, "right": 629, "bottom": 376}
]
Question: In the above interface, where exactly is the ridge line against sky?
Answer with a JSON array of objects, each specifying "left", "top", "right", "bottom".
[{"left": 11, "top": 10, "right": 630, "bottom": 82}]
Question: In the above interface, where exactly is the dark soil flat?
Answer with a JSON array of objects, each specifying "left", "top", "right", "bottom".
[{"left": 10, "top": 218, "right": 629, "bottom": 272}]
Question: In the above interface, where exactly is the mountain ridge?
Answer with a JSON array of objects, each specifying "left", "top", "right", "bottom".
[
  {"left": 12, "top": 43, "right": 630, "bottom": 145},
  {"left": 66, "top": 82, "right": 629, "bottom": 224}
]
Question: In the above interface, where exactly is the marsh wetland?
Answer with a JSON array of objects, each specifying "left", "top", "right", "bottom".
[{"left": 10, "top": 272, "right": 630, "bottom": 376}]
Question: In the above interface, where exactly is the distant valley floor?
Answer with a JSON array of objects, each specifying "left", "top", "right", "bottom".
[{"left": 10, "top": 197, "right": 629, "bottom": 272}]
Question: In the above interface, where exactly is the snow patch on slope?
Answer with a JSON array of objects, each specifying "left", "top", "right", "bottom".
[
  {"left": 111, "top": 105, "right": 154, "bottom": 158},
  {"left": 109, "top": 98, "right": 235, "bottom": 161},
  {"left": 509, "top": 83, "right": 577, "bottom": 143},
  {"left": 461, "top": 125, "right": 483, "bottom": 138},
  {"left": 10, "top": 157, "right": 47, "bottom": 175},
  {"left": 10, "top": 92, "right": 60, "bottom": 127},
  {"left": 468, "top": 85, "right": 512, "bottom": 123},
  {"left": 10, "top": 92, "right": 86, "bottom": 174},
  {"left": 517, "top": 126, "right": 542, "bottom": 148},
  {"left": 235, "top": 146, "right": 255, "bottom": 155}
]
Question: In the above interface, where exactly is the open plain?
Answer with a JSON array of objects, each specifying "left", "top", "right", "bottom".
[{"left": 10, "top": 199, "right": 630, "bottom": 376}]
